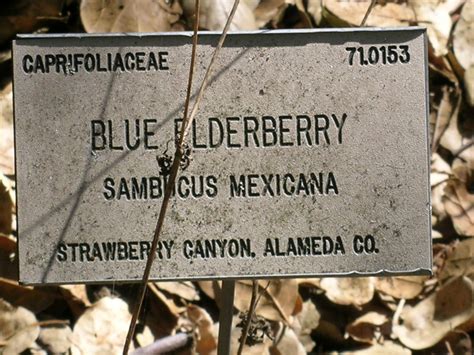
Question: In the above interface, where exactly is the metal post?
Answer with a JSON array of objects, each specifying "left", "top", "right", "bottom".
[{"left": 217, "top": 280, "right": 236, "bottom": 355}]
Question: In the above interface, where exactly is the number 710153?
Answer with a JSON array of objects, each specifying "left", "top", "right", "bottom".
[{"left": 345, "top": 45, "right": 410, "bottom": 66}]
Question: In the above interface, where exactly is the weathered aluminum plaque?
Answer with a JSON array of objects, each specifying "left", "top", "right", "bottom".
[{"left": 13, "top": 28, "right": 431, "bottom": 284}]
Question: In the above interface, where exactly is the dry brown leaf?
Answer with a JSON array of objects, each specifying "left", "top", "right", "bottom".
[
  {"left": 0, "top": 173, "right": 13, "bottom": 235},
  {"left": 0, "top": 0, "right": 65, "bottom": 47},
  {"left": 0, "top": 234, "right": 16, "bottom": 280},
  {"left": 0, "top": 298, "right": 40, "bottom": 355},
  {"left": 142, "top": 304, "right": 178, "bottom": 341},
  {"left": 0, "top": 279, "right": 55, "bottom": 314},
  {"left": 443, "top": 162, "right": 474, "bottom": 236},
  {"left": 144, "top": 283, "right": 180, "bottom": 338},
  {"left": 431, "top": 153, "right": 452, "bottom": 224},
  {"left": 0, "top": 83, "right": 12, "bottom": 124},
  {"left": 319, "top": 277, "right": 374, "bottom": 307},
  {"left": 271, "top": 325, "right": 306, "bottom": 355},
  {"left": 313, "top": 318, "right": 345, "bottom": 345},
  {"left": 374, "top": 276, "right": 428, "bottom": 300},
  {"left": 438, "top": 96, "right": 473, "bottom": 167},
  {"left": 60, "top": 284, "right": 91, "bottom": 308},
  {"left": 409, "top": 0, "right": 453, "bottom": 57},
  {"left": 292, "top": 299, "right": 320, "bottom": 352},
  {"left": 187, "top": 304, "right": 216, "bottom": 355},
  {"left": 155, "top": 281, "right": 199, "bottom": 301},
  {"left": 182, "top": 0, "right": 259, "bottom": 30},
  {"left": 435, "top": 276, "right": 473, "bottom": 320},
  {"left": 429, "top": 330, "right": 473, "bottom": 354},
  {"left": 432, "top": 229, "right": 443, "bottom": 239},
  {"left": 197, "top": 280, "right": 216, "bottom": 300},
  {"left": 466, "top": 65, "right": 474, "bottom": 106},
  {"left": 431, "top": 85, "right": 459, "bottom": 155},
  {"left": 297, "top": 278, "right": 321, "bottom": 289},
  {"left": 344, "top": 340, "right": 411, "bottom": 355},
  {"left": 453, "top": 1, "right": 474, "bottom": 70},
  {"left": 135, "top": 326, "right": 154, "bottom": 348},
  {"left": 429, "top": 54, "right": 460, "bottom": 86},
  {"left": 0, "top": 83, "right": 13, "bottom": 175},
  {"left": 254, "top": 0, "right": 287, "bottom": 27},
  {"left": 80, "top": 0, "right": 184, "bottom": 33},
  {"left": 322, "top": 0, "right": 415, "bottom": 27},
  {"left": 393, "top": 276, "right": 474, "bottom": 350},
  {"left": 308, "top": 0, "right": 324, "bottom": 20},
  {"left": 28, "top": 342, "right": 48, "bottom": 355},
  {"left": 0, "top": 235, "right": 14, "bottom": 254},
  {"left": 71, "top": 296, "right": 138, "bottom": 354},
  {"left": 148, "top": 283, "right": 185, "bottom": 315},
  {"left": 200, "top": 280, "right": 298, "bottom": 323},
  {"left": 346, "top": 311, "right": 389, "bottom": 344},
  {"left": 289, "top": 0, "right": 316, "bottom": 28},
  {"left": 59, "top": 285, "right": 91, "bottom": 319},
  {"left": 377, "top": 292, "right": 398, "bottom": 312},
  {"left": 234, "top": 280, "right": 299, "bottom": 322},
  {"left": 38, "top": 325, "right": 72, "bottom": 354},
  {"left": 292, "top": 294, "right": 303, "bottom": 316},
  {"left": 440, "top": 239, "right": 474, "bottom": 281}
]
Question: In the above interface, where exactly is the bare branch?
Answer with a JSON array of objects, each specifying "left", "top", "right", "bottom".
[
  {"left": 123, "top": 0, "right": 242, "bottom": 353},
  {"left": 360, "top": 0, "right": 377, "bottom": 27},
  {"left": 122, "top": 0, "right": 201, "bottom": 352},
  {"left": 179, "top": 0, "right": 241, "bottom": 147},
  {"left": 237, "top": 280, "right": 259, "bottom": 355}
]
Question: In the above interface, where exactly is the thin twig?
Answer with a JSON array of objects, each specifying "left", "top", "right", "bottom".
[
  {"left": 179, "top": 0, "right": 241, "bottom": 147},
  {"left": 453, "top": 140, "right": 474, "bottom": 159},
  {"left": 236, "top": 281, "right": 270, "bottom": 355},
  {"left": 182, "top": 1, "right": 202, "bottom": 126},
  {"left": 255, "top": 281, "right": 271, "bottom": 306},
  {"left": 263, "top": 285, "right": 291, "bottom": 325},
  {"left": 445, "top": 340, "right": 454, "bottom": 355},
  {"left": 431, "top": 88, "right": 461, "bottom": 154},
  {"left": 34, "top": 319, "right": 70, "bottom": 327},
  {"left": 360, "top": 0, "right": 377, "bottom": 27},
  {"left": 237, "top": 280, "right": 259, "bottom": 355},
  {"left": 392, "top": 298, "right": 406, "bottom": 327},
  {"left": 273, "top": 324, "right": 287, "bottom": 348},
  {"left": 431, "top": 175, "right": 454, "bottom": 189},
  {"left": 123, "top": 1, "right": 242, "bottom": 353},
  {"left": 123, "top": 0, "right": 201, "bottom": 353}
]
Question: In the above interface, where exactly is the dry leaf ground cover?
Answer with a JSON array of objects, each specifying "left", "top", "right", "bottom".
[{"left": 0, "top": 0, "right": 473, "bottom": 354}]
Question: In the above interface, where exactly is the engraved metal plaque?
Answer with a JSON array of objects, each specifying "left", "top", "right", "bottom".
[{"left": 13, "top": 28, "right": 431, "bottom": 284}]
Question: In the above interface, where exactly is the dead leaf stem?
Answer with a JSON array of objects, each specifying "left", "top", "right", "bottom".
[
  {"left": 431, "top": 88, "right": 462, "bottom": 154},
  {"left": 263, "top": 284, "right": 291, "bottom": 325},
  {"left": 360, "top": 0, "right": 377, "bottom": 27},
  {"left": 123, "top": 1, "right": 241, "bottom": 353},
  {"left": 123, "top": 0, "right": 201, "bottom": 352},
  {"left": 445, "top": 340, "right": 454, "bottom": 355},
  {"left": 179, "top": 0, "right": 241, "bottom": 147},
  {"left": 237, "top": 280, "right": 259, "bottom": 355},
  {"left": 273, "top": 324, "right": 287, "bottom": 348},
  {"left": 392, "top": 298, "right": 406, "bottom": 327},
  {"left": 182, "top": 0, "right": 201, "bottom": 129},
  {"left": 255, "top": 281, "right": 271, "bottom": 306}
]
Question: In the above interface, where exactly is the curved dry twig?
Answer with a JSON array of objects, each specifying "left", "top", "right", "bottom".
[{"left": 123, "top": 0, "right": 242, "bottom": 353}]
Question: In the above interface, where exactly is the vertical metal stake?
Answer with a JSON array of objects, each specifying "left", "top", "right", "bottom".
[{"left": 217, "top": 280, "right": 236, "bottom": 355}]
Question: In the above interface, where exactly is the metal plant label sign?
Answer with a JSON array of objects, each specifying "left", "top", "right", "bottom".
[{"left": 13, "top": 28, "right": 431, "bottom": 284}]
